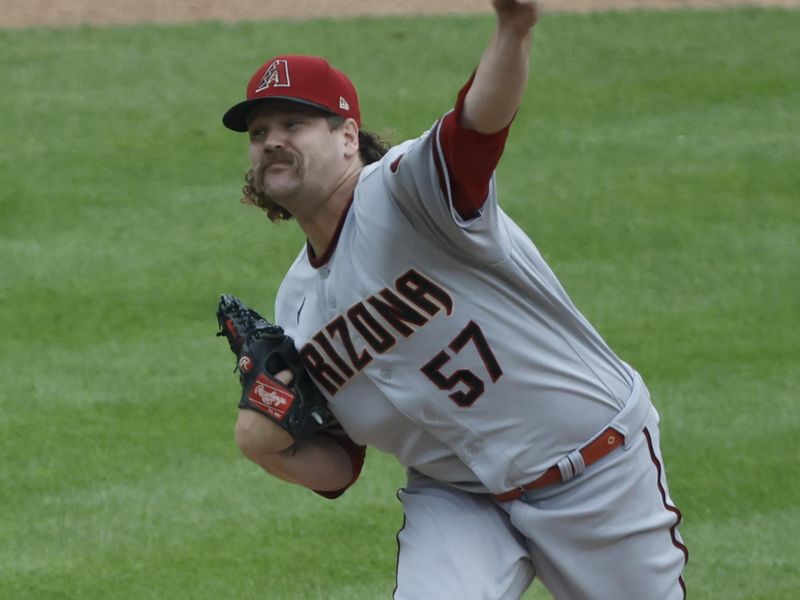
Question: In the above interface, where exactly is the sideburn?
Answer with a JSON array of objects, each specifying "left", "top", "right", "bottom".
[{"left": 242, "top": 167, "right": 293, "bottom": 221}]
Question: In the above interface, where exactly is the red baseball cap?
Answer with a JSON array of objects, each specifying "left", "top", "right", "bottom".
[{"left": 222, "top": 55, "right": 361, "bottom": 132}]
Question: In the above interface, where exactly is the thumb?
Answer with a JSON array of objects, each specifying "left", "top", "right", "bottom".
[{"left": 274, "top": 369, "right": 294, "bottom": 385}]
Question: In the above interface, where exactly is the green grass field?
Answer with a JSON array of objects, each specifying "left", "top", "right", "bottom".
[{"left": 2, "top": 7, "right": 799, "bottom": 599}]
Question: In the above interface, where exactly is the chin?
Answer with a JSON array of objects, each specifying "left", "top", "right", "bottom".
[
  {"left": 262, "top": 175, "right": 298, "bottom": 195},
  {"left": 263, "top": 185, "right": 301, "bottom": 206}
]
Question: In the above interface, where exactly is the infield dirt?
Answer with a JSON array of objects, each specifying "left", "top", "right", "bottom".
[{"left": 2, "top": 0, "right": 798, "bottom": 28}]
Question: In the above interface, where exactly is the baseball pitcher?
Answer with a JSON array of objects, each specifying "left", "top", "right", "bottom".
[{"left": 216, "top": 1, "right": 688, "bottom": 598}]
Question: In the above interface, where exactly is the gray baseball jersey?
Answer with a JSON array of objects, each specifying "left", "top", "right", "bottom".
[
  {"left": 228, "top": 48, "right": 687, "bottom": 599},
  {"left": 275, "top": 114, "right": 649, "bottom": 495}
]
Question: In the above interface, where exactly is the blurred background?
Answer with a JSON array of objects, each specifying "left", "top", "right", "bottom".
[{"left": 1, "top": 1, "right": 798, "bottom": 598}]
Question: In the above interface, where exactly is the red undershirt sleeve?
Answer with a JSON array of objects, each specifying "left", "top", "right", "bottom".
[
  {"left": 435, "top": 73, "right": 514, "bottom": 220},
  {"left": 312, "top": 429, "right": 367, "bottom": 500}
]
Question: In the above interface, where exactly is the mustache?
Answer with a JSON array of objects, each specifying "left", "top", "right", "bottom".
[
  {"left": 251, "top": 150, "right": 298, "bottom": 196},
  {"left": 258, "top": 150, "right": 296, "bottom": 170}
]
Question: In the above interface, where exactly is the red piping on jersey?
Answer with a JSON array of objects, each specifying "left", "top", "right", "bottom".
[
  {"left": 309, "top": 72, "right": 511, "bottom": 266},
  {"left": 644, "top": 427, "right": 689, "bottom": 598},
  {"left": 434, "top": 73, "right": 513, "bottom": 220},
  {"left": 307, "top": 194, "right": 355, "bottom": 268},
  {"left": 393, "top": 505, "right": 407, "bottom": 597}
]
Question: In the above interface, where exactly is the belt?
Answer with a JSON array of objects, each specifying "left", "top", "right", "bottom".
[{"left": 491, "top": 427, "right": 624, "bottom": 502}]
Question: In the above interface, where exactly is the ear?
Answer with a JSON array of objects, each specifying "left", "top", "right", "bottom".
[{"left": 341, "top": 118, "right": 360, "bottom": 160}]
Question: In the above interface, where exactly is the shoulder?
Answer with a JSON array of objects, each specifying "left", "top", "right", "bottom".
[{"left": 357, "top": 136, "right": 422, "bottom": 183}]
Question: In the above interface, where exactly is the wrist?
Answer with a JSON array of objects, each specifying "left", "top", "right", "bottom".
[
  {"left": 495, "top": 17, "right": 535, "bottom": 44},
  {"left": 235, "top": 409, "right": 295, "bottom": 459}
]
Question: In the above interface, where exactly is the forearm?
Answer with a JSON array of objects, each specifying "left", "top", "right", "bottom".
[
  {"left": 235, "top": 409, "right": 355, "bottom": 492},
  {"left": 462, "top": 1, "right": 539, "bottom": 134},
  {"left": 257, "top": 436, "right": 356, "bottom": 491}
]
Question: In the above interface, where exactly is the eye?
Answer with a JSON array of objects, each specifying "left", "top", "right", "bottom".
[{"left": 248, "top": 127, "right": 265, "bottom": 140}]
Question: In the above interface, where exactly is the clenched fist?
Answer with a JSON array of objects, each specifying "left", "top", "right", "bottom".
[{"left": 493, "top": 0, "right": 540, "bottom": 35}]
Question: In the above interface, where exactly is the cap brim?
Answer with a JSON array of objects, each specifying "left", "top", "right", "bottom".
[{"left": 222, "top": 97, "right": 338, "bottom": 132}]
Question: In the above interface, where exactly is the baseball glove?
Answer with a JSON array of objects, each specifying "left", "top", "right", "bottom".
[{"left": 216, "top": 294, "right": 335, "bottom": 441}]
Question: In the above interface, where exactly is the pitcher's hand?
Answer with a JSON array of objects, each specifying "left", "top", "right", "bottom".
[{"left": 492, "top": 0, "right": 540, "bottom": 35}]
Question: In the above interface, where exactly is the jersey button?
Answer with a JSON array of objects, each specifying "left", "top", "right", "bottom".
[
  {"left": 328, "top": 297, "right": 337, "bottom": 309},
  {"left": 423, "top": 410, "right": 437, "bottom": 422},
  {"left": 466, "top": 443, "right": 480, "bottom": 456},
  {"left": 380, "top": 369, "right": 392, "bottom": 380},
  {"left": 320, "top": 268, "right": 330, "bottom": 279}
]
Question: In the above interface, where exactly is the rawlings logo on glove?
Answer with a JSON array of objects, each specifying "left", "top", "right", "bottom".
[
  {"left": 216, "top": 294, "right": 335, "bottom": 440},
  {"left": 248, "top": 374, "right": 295, "bottom": 419}
]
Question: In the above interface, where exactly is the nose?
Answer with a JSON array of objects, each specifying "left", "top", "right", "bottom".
[{"left": 261, "top": 129, "right": 286, "bottom": 152}]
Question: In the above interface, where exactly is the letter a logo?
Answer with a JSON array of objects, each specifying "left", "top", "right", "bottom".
[{"left": 255, "top": 59, "right": 291, "bottom": 92}]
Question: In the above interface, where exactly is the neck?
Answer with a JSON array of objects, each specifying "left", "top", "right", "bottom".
[{"left": 297, "top": 164, "right": 362, "bottom": 258}]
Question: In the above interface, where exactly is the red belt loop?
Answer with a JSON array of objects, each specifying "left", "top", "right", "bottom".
[{"left": 491, "top": 427, "right": 624, "bottom": 502}]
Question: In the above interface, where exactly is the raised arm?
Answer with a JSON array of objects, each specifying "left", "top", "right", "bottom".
[
  {"left": 462, "top": 1, "right": 540, "bottom": 134},
  {"left": 431, "top": 1, "right": 541, "bottom": 219}
]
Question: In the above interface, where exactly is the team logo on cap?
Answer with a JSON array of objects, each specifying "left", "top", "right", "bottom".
[
  {"left": 255, "top": 59, "right": 291, "bottom": 92},
  {"left": 339, "top": 96, "right": 350, "bottom": 111}
]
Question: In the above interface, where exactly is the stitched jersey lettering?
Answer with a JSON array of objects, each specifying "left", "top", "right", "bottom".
[
  {"left": 326, "top": 316, "right": 372, "bottom": 371},
  {"left": 347, "top": 304, "right": 396, "bottom": 354},
  {"left": 396, "top": 269, "right": 453, "bottom": 316},
  {"left": 299, "top": 344, "right": 346, "bottom": 395},
  {"left": 299, "top": 269, "right": 454, "bottom": 395},
  {"left": 367, "top": 289, "right": 429, "bottom": 338}
]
